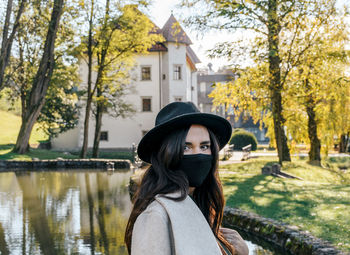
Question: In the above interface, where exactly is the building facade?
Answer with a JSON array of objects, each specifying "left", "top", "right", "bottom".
[
  {"left": 52, "top": 15, "right": 200, "bottom": 151},
  {"left": 197, "top": 66, "right": 269, "bottom": 143}
]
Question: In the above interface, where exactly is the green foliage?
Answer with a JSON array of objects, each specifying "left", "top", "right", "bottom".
[
  {"left": 281, "top": 16, "right": 350, "bottom": 156},
  {"left": 88, "top": 3, "right": 163, "bottom": 118},
  {"left": 229, "top": 129, "right": 258, "bottom": 151},
  {"left": 37, "top": 59, "right": 81, "bottom": 139},
  {"left": 77, "top": 1, "right": 163, "bottom": 156},
  {"left": 3, "top": 0, "right": 81, "bottom": 139}
]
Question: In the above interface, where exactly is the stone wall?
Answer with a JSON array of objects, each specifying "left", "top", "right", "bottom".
[
  {"left": 0, "top": 159, "right": 131, "bottom": 171},
  {"left": 223, "top": 207, "right": 346, "bottom": 255}
]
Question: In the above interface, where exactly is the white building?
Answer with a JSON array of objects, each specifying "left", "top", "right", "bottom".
[{"left": 52, "top": 15, "right": 200, "bottom": 151}]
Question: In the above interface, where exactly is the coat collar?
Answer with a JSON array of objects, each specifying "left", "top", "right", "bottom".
[{"left": 155, "top": 192, "right": 222, "bottom": 255}]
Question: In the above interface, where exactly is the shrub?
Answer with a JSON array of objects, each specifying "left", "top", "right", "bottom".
[
  {"left": 229, "top": 130, "right": 258, "bottom": 151},
  {"left": 232, "top": 128, "right": 245, "bottom": 133}
]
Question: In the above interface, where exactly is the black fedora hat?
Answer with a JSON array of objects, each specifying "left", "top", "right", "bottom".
[{"left": 137, "top": 102, "right": 232, "bottom": 163}]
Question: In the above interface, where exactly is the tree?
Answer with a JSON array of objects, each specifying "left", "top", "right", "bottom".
[
  {"left": 79, "top": 0, "right": 95, "bottom": 158},
  {"left": 283, "top": 14, "right": 350, "bottom": 163},
  {"left": 36, "top": 62, "right": 80, "bottom": 140},
  {"left": 12, "top": 0, "right": 65, "bottom": 153},
  {"left": 184, "top": 0, "right": 345, "bottom": 163},
  {"left": 0, "top": 0, "right": 26, "bottom": 91},
  {"left": 78, "top": 1, "right": 162, "bottom": 158},
  {"left": 4, "top": 3, "right": 80, "bottom": 142},
  {"left": 92, "top": 61, "right": 135, "bottom": 158}
]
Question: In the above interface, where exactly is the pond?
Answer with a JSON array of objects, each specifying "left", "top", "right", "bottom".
[{"left": 0, "top": 170, "right": 285, "bottom": 255}]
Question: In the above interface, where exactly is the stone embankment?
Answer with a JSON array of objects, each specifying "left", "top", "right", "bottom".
[
  {"left": 223, "top": 207, "right": 346, "bottom": 255},
  {"left": 0, "top": 159, "right": 131, "bottom": 171}
]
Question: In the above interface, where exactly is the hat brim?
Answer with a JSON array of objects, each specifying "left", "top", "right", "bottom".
[{"left": 137, "top": 112, "right": 232, "bottom": 163}]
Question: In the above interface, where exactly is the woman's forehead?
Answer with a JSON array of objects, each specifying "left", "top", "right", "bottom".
[{"left": 185, "top": 124, "right": 210, "bottom": 142}]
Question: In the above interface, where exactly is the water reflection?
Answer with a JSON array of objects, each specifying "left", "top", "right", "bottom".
[
  {"left": 0, "top": 170, "right": 286, "bottom": 255},
  {"left": 0, "top": 170, "right": 132, "bottom": 255}
]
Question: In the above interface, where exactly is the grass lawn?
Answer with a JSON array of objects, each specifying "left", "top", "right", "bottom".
[
  {"left": 0, "top": 110, "right": 47, "bottom": 145},
  {"left": 0, "top": 144, "right": 80, "bottom": 160},
  {"left": 0, "top": 109, "right": 78, "bottom": 160},
  {"left": 219, "top": 157, "right": 350, "bottom": 252}
]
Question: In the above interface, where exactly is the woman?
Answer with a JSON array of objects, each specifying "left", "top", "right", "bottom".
[{"left": 125, "top": 102, "right": 248, "bottom": 255}]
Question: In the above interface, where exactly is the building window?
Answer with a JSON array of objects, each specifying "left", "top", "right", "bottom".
[
  {"left": 142, "top": 98, "right": 152, "bottom": 112},
  {"left": 100, "top": 131, "right": 108, "bottom": 141},
  {"left": 173, "top": 65, "right": 182, "bottom": 80},
  {"left": 199, "top": 103, "right": 203, "bottom": 112},
  {"left": 174, "top": 97, "right": 182, "bottom": 102},
  {"left": 141, "top": 66, "right": 151, "bottom": 81},
  {"left": 200, "top": 82, "right": 206, "bottom": 92}
]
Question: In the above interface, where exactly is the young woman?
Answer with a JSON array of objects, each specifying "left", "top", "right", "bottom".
[{"left": 125, "top": 102, "right": 248, "bottom": 255}]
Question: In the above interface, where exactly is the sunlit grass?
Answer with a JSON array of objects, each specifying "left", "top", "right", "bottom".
[
  {"left": 0, "top": 109, "right": 63, "bottom": 160},
  {"left": 220, "top": 158, "right": 350, "bottom": 252},
  {"left": 0, "top": 110, "right": 47, "bottom": 145}
]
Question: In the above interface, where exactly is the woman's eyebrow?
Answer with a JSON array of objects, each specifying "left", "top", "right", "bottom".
[{"left": 185, "top": 141, "right": 211, "bottom": 145}]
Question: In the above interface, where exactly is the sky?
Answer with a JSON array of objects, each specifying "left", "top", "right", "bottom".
[{"left": 148, "top": 0, "right": 350, "bottom": 71}]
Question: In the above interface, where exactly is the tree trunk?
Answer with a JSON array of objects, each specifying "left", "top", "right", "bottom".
[
  {"left": 339, "top": 133, "right": 349, "bottom": 153},
  {"left": 0, "top": 0, "right": 26, "bottom": 91},
  {"left": 80, "top": 95, "right": 93, "bottom": 158},
  {"left": 301, "top": 75, "right": 321, "bottom": 164},
  {"left": 90, "top": 0, "right": 110, "bottom": 158},
  {"left": 267, "top": 0, "right": 291, "bottom": 164},
  {"left": 306, "top": 105, "right": 321, "bottom": 163},
  {"left": 81, "top": 0, "right": 110, "bottom": 158},
  {"left": 305, "top": 93, "right": 321, "bottom": 164},
  {"left": 92, "top": 94, "right": 103, "bottom": 158},
  {"left": 18, "top": 39, "right": 27, "bottom": 122},
  {"left": 13, "top": 0, "right": 64, "bottom": 154},
  {"left": 80, "top": 0, "right": 95, "bottom": 158},
  {"left": 14, "top": 108, "right": 42, "bottom": 153}
]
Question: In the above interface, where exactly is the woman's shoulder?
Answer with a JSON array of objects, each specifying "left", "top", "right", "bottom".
[
  {"left": 132, "top": 199, "right": 173, "bottom": 254},
  {"left": 136, "top": 199, "right": 169, "bottom": 223},
  {"left": 136, "top": 191, "right": 187, "bottom": 225}
]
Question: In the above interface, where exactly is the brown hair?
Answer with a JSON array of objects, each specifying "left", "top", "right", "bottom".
[{"left": 124, "top": 126, "right": 235, "bottom": 255}]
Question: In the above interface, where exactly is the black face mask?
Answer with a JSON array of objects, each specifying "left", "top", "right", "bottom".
[{"left": 178, "top": 154, "right": 213, "bottom": 187}]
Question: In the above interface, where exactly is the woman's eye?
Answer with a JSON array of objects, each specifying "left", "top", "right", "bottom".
[
  {"left": 184, "top": 145, "right": 190, "bottom": 151},
  {"left": 201, "top": 145, "right": 210, "bottom": 150}
]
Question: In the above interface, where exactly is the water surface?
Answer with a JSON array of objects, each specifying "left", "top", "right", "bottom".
[
  {"left": 0, "top": 170, "right": 285, "bottom": 255},
  {"left": 0, "top": 170, "right": 132, "bottom": 254}
]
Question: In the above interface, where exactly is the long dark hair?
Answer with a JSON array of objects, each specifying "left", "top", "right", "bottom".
[{"left": 125, "top": 125, "right": 235, "bottom": 255}]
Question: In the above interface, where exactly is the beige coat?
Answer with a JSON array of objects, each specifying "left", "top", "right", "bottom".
[{"left": 131, "top": 193, "right": 248, "bottom": 255}]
